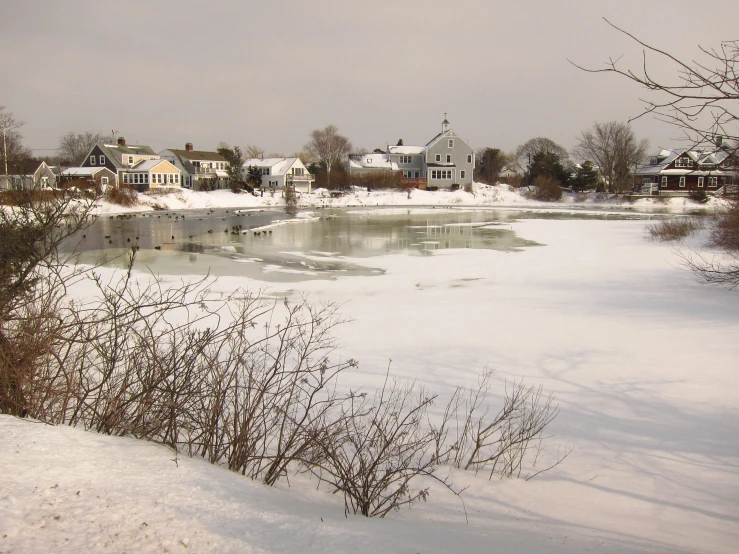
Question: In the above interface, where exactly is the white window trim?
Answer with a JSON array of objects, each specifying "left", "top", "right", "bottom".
[
  {"left": 661, "top": 176, "right": 667, "bottom": 188},
  {"left": 89, "top": 155, "right": 95, "bottom": 165},
  {"left": 99, "top": 155, "right": 106, "bottom": 165},
  {"left": 448, "top": 139, "right": 454, "bottom": 148},
  {"left": 679, "top": 177, "right": 686, "bottom": 188},
  {"left": 435, "top": 154, "right": 441, "bottom": 162},
  {"left": 698, "top": 176, "right": 704, "bottom": 188}
]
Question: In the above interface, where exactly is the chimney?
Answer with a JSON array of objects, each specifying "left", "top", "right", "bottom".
[
  {"left": 118, "top": 137, "right": 126, "bottom": 147},
  {"left": 186, "top": 142, "right": 193, "bottom": 152}
]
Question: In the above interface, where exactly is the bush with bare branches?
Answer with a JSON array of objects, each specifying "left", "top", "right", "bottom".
[
  {"left": 2, "top": 190, "right": 568, "bottom": 518},
  {"left": 646, "top": 217, "right": 705, "bottom": 242}
]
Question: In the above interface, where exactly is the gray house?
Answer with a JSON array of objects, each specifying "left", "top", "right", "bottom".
[
  {"left": 0, "top": 160, "right": 57, "bottom": 191},
  {"left": 349, "top": 117, "right": 475, "bottom": 189}
]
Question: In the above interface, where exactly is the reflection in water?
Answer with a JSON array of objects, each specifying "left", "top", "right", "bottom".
[{"left": 66, "top": 207, "right": 651, "bottom": 282}]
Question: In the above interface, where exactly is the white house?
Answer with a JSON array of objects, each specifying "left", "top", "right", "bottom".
[{"left": 242, "top": 157, "right": 314, "bottom": 193}]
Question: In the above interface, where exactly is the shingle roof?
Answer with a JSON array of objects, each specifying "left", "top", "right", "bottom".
[{"left": 166, "top": 149, "right": 227, "bottom": 163}]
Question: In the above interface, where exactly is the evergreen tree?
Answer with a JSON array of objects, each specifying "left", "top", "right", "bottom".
[{"left": 572, "top": 160, "right": 599, "bottom": 190}]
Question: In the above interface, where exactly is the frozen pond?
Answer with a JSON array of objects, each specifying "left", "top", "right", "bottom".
[
  {"left": 56, "top": 206, "right": 738, "bottom": 552},
  {"left": 68, "top": 207, "right": 672, "bottom": 281}
]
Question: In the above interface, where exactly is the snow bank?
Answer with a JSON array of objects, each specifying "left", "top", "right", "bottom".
[{"left": 93, "top": 184, "right": 724, "bottom": 216}]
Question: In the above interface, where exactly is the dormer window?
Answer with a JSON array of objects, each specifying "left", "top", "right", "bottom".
[
  {"left": 674, "top": 157, "right": 693, "bottom": 168},
  {"left": 128, "top": 156, "right": 134, "bottom": 165},
  {"left": 649, "top": 157, "right": 658, "bottom": 165}
]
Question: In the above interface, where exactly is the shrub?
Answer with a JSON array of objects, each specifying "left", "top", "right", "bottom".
[
  {"left": 690, "top": 189, "right": 709, "bottom": 204},
  {"left": 1, "top": 192, "right": 567, "bottom": 518},
  {"left": 104, "top": 184, "right": 138, "bottom": 207},
  {"left": 284, "top": 185, "right": 298, "bottom": 214},
  {"left": 530, "top": 175, "right": 563, "bottom": 201},
  {"left": 646, "top": 216, "right": 704, "bottom": 241}
]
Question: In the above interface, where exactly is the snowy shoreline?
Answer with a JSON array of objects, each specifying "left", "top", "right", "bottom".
[{"left": 92, "top": 183, "right": 725, "bottom": 216}]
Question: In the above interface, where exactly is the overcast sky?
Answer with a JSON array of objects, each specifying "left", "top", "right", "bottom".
[{"left": 1, "top": 0, "right": 736, "bottom": 159}]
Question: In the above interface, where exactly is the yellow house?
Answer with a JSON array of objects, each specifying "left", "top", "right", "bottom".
[{"left": 121, "top": 159, "right": 182, "bottom": 191}]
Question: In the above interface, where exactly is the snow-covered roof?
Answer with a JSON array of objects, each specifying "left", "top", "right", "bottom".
[
  {"left": 388, "top": 145, "right": 426, "bottom": 155},
  {"left": 130, "top": 159, "right": 175, "bottom": 171},
  {"left": 348, "top": 153, "right": 398, "bottom": 170},
  {"left": 60, "top": 167, "right": 109, "bottom": 176},
  {"left": 636, "top": 146, "right": 733, "bottom": 175},
  {"left": 242, "top": 157, "right": 302, "bottom": 176}
]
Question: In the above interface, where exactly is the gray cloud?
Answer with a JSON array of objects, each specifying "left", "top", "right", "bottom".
[{"left": 2, "top": 0, "right": 737, "bottom": 158}]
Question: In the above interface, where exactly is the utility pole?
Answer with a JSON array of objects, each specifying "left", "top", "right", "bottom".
[{"left": 0, "top": 106, "right": 25, "bottom": 176}]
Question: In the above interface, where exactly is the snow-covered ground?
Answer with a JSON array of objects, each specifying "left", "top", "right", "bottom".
[
  {"left": 94, "top": 183, "right": 726, "bottom": 215},
  {"left": 2, "top": 210, "right": 738, "bottom": 553}
]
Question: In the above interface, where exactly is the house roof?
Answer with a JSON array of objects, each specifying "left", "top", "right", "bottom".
[
  {"left": 348, "top": 153, "right": 398, "bottom": 170},
  {"left": 635, "top": 147, "right": 734, "bottom": 175},
  {"left": 243, "top": 157, "right": 303, "bottom": 176},
  {"left": 387, "top": 145, "right": 426, "bottom": 155},
  {"left": 165, "top": 149, "right": 227, "bottom": 163},
  {"left": 130, "top": 159, "right": 176, "bottom": 171},
  {"left": 91, "top": 143, "right": 158, "bottom": 169},
  {"left": 60, "top": 167, "right": 111, "bottom": 177},
  {"left": 9, "top": 159, "right": 46, "bottom": 176}
]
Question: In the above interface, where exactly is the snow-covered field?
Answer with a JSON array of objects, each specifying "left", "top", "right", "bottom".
[{"left": 2, "top": 202, "right": 738, "bottom": 553}]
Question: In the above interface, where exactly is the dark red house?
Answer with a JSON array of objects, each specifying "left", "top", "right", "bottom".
[{"left": 634, "top": 146, "right": 736, "bottom": 195}]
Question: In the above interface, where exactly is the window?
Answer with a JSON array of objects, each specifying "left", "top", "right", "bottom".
[
  {"left": 467, "top": 154, "right": 472, "bottom": 163},
  {"left": 674, "top": 157, "right": 693, "bottom": 168},
  {"left": 435, "top": 154, "right": 441, "bottom": 162},
  {"left": 261, "top": 168, "right": 270, "bottom": 175},
  {"left": 99, "top": 155, "right": 106, "bottom": 165},
  {"left": 101, "top": 176, "right": 108, "bottom": 185},
  {"left": 679, "top": 176, "right": 685, "bottom": 187},
  {"left": 642, "top": 177, "right": 652, "bottom": 185},
  {"left": 460, "top": 170, "right": 466, "bottom": 179},
  {"left": 661, "top": 176, "right": 667, "bottom": 188},
  {"left": 144, "top": 174, "right": 148, "bottom": 183},
  {"left": 128, "top": 156, "right": 134, "bottom": 165},
  {"left": 90, "top": 155, "right": 95, "bottom": 165},
  {"left": 431, "top": 169, "right": 452, "bottom": 179},
  {"left": 400, "top": 155, "right": 412, "bottom": 164},
  {"left": 446, "top": 154, "right": 451, "bottom": 163},
  {"left": 649, "top": 157, "right": 658, "bottom": 165},
  {"left": 175, "top": 174, "right": 179, "bottom": 184},
  {"left": 448, "top": 139, "right": 454, "bottom": 148},
  {"left": 698, "top": 177, "right": 704, "bottom": 188},
  {"left": 708, "top": 177, "right": 718, "bottom": 187}
]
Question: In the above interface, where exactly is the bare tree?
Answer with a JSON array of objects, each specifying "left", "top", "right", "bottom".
[
  {"left": 243, "top": 144, "right": 265, "bottom": 160},
  {"left": 515, "top": 137, "right": 569, "bottom": 171},
  {"left": 58, "top": 131, "right": 113, "bottom": 165},
  {"left": 572, "top": 20, "right": 738, "bottom": 153},
  {"left": 573, "top": 121, "right": 649, "bottom": 193},
  {"left": 0, "top": 107, "right": 28, "bottom": 177},
  {"left": 304, "top": 124, "right": 352, "bottom": 188}
]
